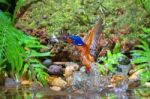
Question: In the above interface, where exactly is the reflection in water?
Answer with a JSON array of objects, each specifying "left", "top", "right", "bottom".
[
  {"left": 0, "top": 63, "right": 147, "bottom": 99},
  {"left": 0, "top": 85, "right": 146, "bottom": 99}
]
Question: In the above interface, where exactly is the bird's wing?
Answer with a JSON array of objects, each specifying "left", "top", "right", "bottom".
[{"left": 84, "top": 19, "right": 103, "bottom": 56}]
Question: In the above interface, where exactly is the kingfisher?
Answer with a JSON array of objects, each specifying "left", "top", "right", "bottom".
[{"left": 61, "top": 19, "right": 103, "bottom": 74}]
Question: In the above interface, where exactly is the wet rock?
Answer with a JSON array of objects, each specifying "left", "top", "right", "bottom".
[
  {"left": 66, "top": 63, "right": 103, "bottom": 91},
  {"left": 66, "top": 76, "right": 72, "bottom": 85},
  {"left": 51, "top": 77, "right": 67, "bottom": 88},
  {"left": 79, "top": 66, "right": 86, "bottom": 73},
  {"left": 50, "top": 86, "right": 61, "bottom": 91},
  {"left": 118, "top": 55, "right": 130, "bottom": 65},
  {"left": 65, "top": 62, "right": 79, "bottom": 70},
  {"left": 43, "top": 59, "right": 52, "bottom": 67},
  {"left": 5, "top": 78, "right": 18, "bottom": 87},
  {"left": 113, "top": 64, "right": 131, "bottom": 76},
  {"left": 48, "top": 65, "right": 63, "bottom": 75},
  {"left": 64, "top": 62, "right": 79, "bottom": 77},
  {"left": 46, "top": 76, "right": 57, "bottom": 85},
  {"left": 64, "top": 66, "right": 75, "bottom": 77},
  {"left": 110, "top": 75, "right": 128, "bottom": 88},
  {"left": 128, "top": 81, "right": 140, "bottom": 89},
  {"left": 69, "top": 72, "right": 86, "bottom": 90},
  {"left": 30, "top": 81, "right": 43, "bottom": 91},
  {"left": 21, "top": 80, "right": 32, "bottom": 85},
  {"left": 129, "top": 69, "right": 144, "bottom": 82}
]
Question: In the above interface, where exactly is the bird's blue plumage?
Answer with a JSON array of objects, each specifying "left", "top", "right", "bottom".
[{"left": 68, "top": 36, "right": 84, "bottom": 46}]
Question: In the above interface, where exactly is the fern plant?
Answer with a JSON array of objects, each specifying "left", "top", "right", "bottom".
[
  {"left": 12, "top": 0, "right": 25, "bottom": 23},
  {"left": 20, "top": 36, "right": 52, "bottom": 85},
  {"left": 137, "top": 0, "right": 150, "bottom": 14},
  {"left": 0, "top": 11, "right": 25, "bottom": 81},
  {"left": 0, "top": 7, "right": 51, "bottom": 84},
  {"left": 131, "top": 40, "right": 150, "bottom": 84},
  {"left": 140, "top": 27, "right": 150, "bottom": 39},
  {"left": 97, "top": 43, "right": 124, "bottom": 75}
]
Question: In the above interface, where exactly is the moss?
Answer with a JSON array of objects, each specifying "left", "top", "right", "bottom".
[{"left": 16, "top": 0, "right": 149, "bottom": 40}]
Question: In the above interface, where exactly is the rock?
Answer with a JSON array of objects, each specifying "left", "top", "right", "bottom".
[
  {"left": 21, "top": 80, "right": 32, "bottom": 85},
  {"left": 118, "top": 55, "right": 130, "bottom": 65},
  {"left": 5, "top": 78, "right": 19, "bottom": 87},
  {"left": 43, "top": 59, "right": 52, "bottom": 67},
  {"left": 114, "top": 64, "right": 131, "bottom": 75},
  {"left": 66, "top": 76, "right": 72, "bottom": 85},
  {"left": 111, "top": 74, "right": 129, "bottom": 90},
  {"left": 48, "top": 65, "right": 63, "bottom": 75},
  {"left": 64, "top": 66, "right": 75, "bottom": 77},
  {"left": 129, "top": 69, "right": 144, "bottom": 82},
  {"left": 128, "top": 81, "right": 140, "bottom": 89},
  {"left": 68, "top": 71, "right": 98, "bottom": 91},
  {"left": 46, "top": 76, "right": 57, "bottom": 85},
  {"left": 50, "top": 86, "right": 61, "bottom": 91},
  {"left": 51, "top": 77, "right": 67, "bottom": 88},
  {"left": 79, "top": 66, "right": 86, "bottom": 73},
  {"left": 30, "top": 81, "right": 43, "bottom": 91},
  {"left": 65, "top": 62, "right": 79, "bottom": 70},
  {"left": 64, "top": 62, "right": 79, "bottom": 77}
]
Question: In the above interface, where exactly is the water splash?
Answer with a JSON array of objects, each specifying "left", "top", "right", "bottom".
[{"left": 68, "top": 62, "right": 110, "bottom": 93}]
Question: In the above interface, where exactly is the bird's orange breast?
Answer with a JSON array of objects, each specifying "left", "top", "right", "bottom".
[{"left": 76, "top": 45, "right": 94, "bottom": 72}]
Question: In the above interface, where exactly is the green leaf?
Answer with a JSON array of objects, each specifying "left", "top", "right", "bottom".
[
  {"left": 135, "top": 63, "right": 148, "bottom": 71},
  {"left": 0, "top": 11, "right": 11, "bottom": 25},
  {"left": 143, "top": 0, "right": 150, "bottom": 14},
  {"left": 141, "top": 71, "right": 150, "bottom": 84},
  {"left": 0, "top": 0, "right": 9, "bottom": 5},
  {"left": 29, "top": 50, "right": 51, "bottom": 57},
  {"left": 132, "top": 57, "right": 150, "bottom": 64},
  {"left": 142, "top": 27, "right": 150, "bottom": 34},
  {"left": 113, "top": 43, "right": 120, "bottom": 54},
  {"left": 12, "top": 0, "right": 25, "bottom": 23}
]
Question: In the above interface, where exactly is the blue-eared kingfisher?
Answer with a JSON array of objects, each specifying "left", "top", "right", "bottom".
[{"left": 63, "top": 19, "right": 103, "bottom": 74}]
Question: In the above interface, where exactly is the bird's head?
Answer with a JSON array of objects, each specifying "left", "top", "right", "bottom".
[{"left": 65, "top": 35, "right": 85, "bottom": 46}]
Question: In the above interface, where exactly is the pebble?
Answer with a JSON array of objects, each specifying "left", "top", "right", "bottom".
[
  {"left": 51, "top": 77, "right": 67, "bottom": 88},
  {"left": 5, "top": 78, "right": 18, "bottom": 87},
  {"left": 50, "top": 86, "right": 61, "bottom": 91},
  {"left": 48, "top": 65, "right": 63, "bottom": 75},
  {"left": 43, "top": 59, "right": 52, "bottom": 67},
  {"left": 64, "top": 62, "right": 79, "bottom": 77}
]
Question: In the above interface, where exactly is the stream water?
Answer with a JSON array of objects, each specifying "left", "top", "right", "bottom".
[
  {"left": 0, "top": 85, "right": 148, "bottom": 99},
  {"left": 0, "top": 63, "right": 149, "bottom": 99}
]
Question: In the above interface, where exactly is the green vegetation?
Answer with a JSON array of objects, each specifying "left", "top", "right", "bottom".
[
  {"left": 16, "top": 0, "right": 105, "bottom": 35},
  {"left": 97, "top": 43, "right": 124, "bottom": 75},
  {"left": 0, "top": 0, "right": 50, "bottom": 85},
  {"left": 0, "top": 0, "right": 150, "bottom": 88},
  {"left": 131, "top": 39, "right": 150, "bottom": 84},
  {"left": 137, "top": 0, "right": 150, "bottom": 14}
]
